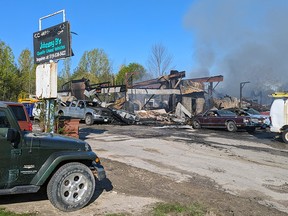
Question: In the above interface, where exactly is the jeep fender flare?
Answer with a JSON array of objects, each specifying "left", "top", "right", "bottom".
[{"left": 30, "top": 151, "right": 97, "bottom": 186}]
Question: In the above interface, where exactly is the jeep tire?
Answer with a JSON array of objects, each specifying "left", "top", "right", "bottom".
[{"left": 47, "top": 162, "right": 95, "bottom": 212}]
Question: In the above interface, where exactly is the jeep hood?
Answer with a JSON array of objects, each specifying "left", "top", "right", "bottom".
[{"left": 24, "top": 132, "right": 91, "bottom": 152}]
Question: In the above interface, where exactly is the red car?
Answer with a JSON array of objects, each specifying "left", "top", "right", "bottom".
[
  {"left": 2, "top": 101, "right": 33, "bottom": 131},
  {"left": 191, "top": 109, "right": 256, "bottom": 132}
]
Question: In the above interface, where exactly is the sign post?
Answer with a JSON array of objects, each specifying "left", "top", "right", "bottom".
[{"left": 33, "top": 10, "right": 72, "bottom": 133}]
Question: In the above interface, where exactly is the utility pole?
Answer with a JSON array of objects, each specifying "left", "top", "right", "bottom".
[{"left": 240, "top": 81, "right": 250, "bottom": 108}]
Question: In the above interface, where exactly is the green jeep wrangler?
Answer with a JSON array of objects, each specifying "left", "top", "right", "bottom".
[{"left": 0, "top": 101, "right": 106, "bottom": 211}]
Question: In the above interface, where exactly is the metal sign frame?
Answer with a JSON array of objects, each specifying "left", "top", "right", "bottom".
[{"left": 39, "top": 9, "right": 66, "bottom": 31}]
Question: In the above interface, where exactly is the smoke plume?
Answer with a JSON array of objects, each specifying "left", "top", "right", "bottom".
[{"left": 184, "top": 0, "right": 288, "bottom": 104}]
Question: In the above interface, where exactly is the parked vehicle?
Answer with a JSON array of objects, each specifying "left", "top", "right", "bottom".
[
  {"left": 18, "top": 94, "right": 39, "bottom": 119},
  {"left": 270, "top": 93, "right": 288, "bottom": 143},
  {"left": 0, "top": 101, "right": 106, "bottom": 211},
  {"left": 1, "top": 101, "right": 32, "bottom": 131},
  {"left": 227, "top": 108, "right": 270, "bottom": 129},
  {"left": 57, "top": 100, "right": 113, "bottom": 125},
  {"left": 191, "top": 109, "right": 256, "bottom": 132}
]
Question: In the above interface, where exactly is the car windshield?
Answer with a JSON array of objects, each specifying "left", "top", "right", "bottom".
[
  {"left": 246, "top": 108, "right": 260, "bottom": 115},
  {"left": 217, "top": 109, "right": 236, "bottom": 116},
  {"left": 86, "top": 101, "right": 99, "bottom": 107}
]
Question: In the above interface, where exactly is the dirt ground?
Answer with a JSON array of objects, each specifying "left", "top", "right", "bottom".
[{"left": 0, "top": 124, "right": 288, "bottom": 216}]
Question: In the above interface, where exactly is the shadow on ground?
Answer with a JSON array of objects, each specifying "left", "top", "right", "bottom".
[{"left": 79, "top": 127, "right": 107, "bottom": 140}]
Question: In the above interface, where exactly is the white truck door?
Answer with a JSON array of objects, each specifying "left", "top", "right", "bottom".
[{"left": 270, "top": 99, "right": 287, "bottom": 132}]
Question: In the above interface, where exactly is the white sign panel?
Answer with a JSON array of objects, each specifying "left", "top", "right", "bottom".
[{"left": 36, "top": 62, "right": 58, "bottom": 98}]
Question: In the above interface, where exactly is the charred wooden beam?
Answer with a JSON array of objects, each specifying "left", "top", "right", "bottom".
[{"left": 187, "top": 75, "right": 223, "bottom": 83}]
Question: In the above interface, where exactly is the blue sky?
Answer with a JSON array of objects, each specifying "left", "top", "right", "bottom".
[{"left": 1, "top": 0, "right": 196, "bottom": 75}]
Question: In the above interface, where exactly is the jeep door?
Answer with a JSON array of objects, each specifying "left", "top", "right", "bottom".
[{"left": 0, "top": 108, "right": 19, "bottom": 188}]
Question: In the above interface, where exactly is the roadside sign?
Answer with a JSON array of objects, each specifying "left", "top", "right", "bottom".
[
  {"left": 36, "top": 62, "right": 58, "bottom": 99},
  {"left": 33, "top": 21, "right": 72, "bottom": 64}
]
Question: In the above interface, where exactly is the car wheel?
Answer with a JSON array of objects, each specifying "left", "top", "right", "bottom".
[
  {"left": 85, "top": 114, "right": 93, "bottom": 125},
  {"left": 47, "top": 162, "right": 95, "bottom": 212},
  {"left": 226, "top": 121, "right": 237, "bottom": 132},
  {"left": 192, "top": 120, "right": 201, "bottom": 129},
  {"left": 282, "top": 129, "right": 288, "bottom": 144}
]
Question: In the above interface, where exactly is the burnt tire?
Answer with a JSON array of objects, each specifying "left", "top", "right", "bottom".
[
  {"left": 192, "top": 120, "right": 201, "bottom": 129},
  {"left": 226, "top": 121, "right": 237, "bottom": 132},
  {"left": 47, "top": 162, "right": 95, "bottom": 212},
  {"left": 85, "top": 114, "right": 93, "bottom": 125},
  {"left": 282, "top": 129, "right": 288, "bottom": 144}
]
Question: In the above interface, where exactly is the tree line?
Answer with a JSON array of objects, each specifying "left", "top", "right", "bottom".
[{"left": 0, "top": 39, "right": 173, "bottom": 101}]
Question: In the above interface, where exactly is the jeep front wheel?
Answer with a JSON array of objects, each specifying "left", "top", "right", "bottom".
[{"left": 47, "top": 162, "right": 95, "bottom": 212}]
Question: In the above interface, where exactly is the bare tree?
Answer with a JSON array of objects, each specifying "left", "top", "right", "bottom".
[{"left": 148, "top": 43, "right": 173, "bottom": 77}]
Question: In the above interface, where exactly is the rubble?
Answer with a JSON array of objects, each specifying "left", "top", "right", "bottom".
[
  {"left": 135, "top": 108, "right": 188, "bottom": 125},
  {"left": 212, "top": 95, "right": 239, "bottom": 109}
]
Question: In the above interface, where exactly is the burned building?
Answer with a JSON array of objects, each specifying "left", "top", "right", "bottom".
[{"left": 57, "top": 71, "right": 224, "bottom": 117}]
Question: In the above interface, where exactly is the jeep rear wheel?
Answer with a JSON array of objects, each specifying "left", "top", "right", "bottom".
[
  {"left": 47, "top": 162, "right": 95, "bottom": 212},
  {"left": 85, "top": 114, "right": 93, "bottom": 125},
  {"left": 227, "top": 121, "right": 237, "bottom": 132},
  {"left": 282, "top": 129, "right": 288, "bottom": 144}
]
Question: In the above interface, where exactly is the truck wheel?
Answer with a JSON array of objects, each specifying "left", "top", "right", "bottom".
[
  {"left": 282, "top": 129, "right": 288, "bottom": 144},
  {"left": 227, "top": 121, "right": 237, "bottom": 132},
  {"left": 192, "top": 120, "right": 201, "bottom": 129},
  {"left": 47, "top": 162, "right": 95, "bottom": 212},
  {"left": 85, "top": 114, "right": 93, "bottom": 125}
]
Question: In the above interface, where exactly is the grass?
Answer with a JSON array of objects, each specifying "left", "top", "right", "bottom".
[
  {"left": 152, "top": 202, "right": 207, "bottom": 216},
  {"left": 0, "top": 208, "right": 36, "bottom": 216},
  {"left": 0, "top": 203, "right": 208, "bottom": 216}
]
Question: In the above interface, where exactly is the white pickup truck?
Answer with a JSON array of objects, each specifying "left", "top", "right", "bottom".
[
  {"left": 57, "top": 100, "right": 113, "bottom": 125},
  {"left": 270, "top": 93, "right": 288, "bottom": 143}
]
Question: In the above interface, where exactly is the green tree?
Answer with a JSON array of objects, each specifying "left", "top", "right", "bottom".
[
  {"left": 72, "top": 48, "right": 113, "bottom": 84},
  {"left": 58, "top": 57, "right": 72, "bottom": 89},
  {"left": 18, "top": 49, "right": 36, "bottom": 96},
  {"left": 0, "top": 40, "right": 18, "bottom": 101},
  {"left": 147, "top": 43, "right": 173, "bottom": 77},
  {"left": 115, "top": 63, "right": 147, "bottom": 85}
]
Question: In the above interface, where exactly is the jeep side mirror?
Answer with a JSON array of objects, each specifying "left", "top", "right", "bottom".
[{"left": 7, "top": 128, "right": 20, "bottom": 148}]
